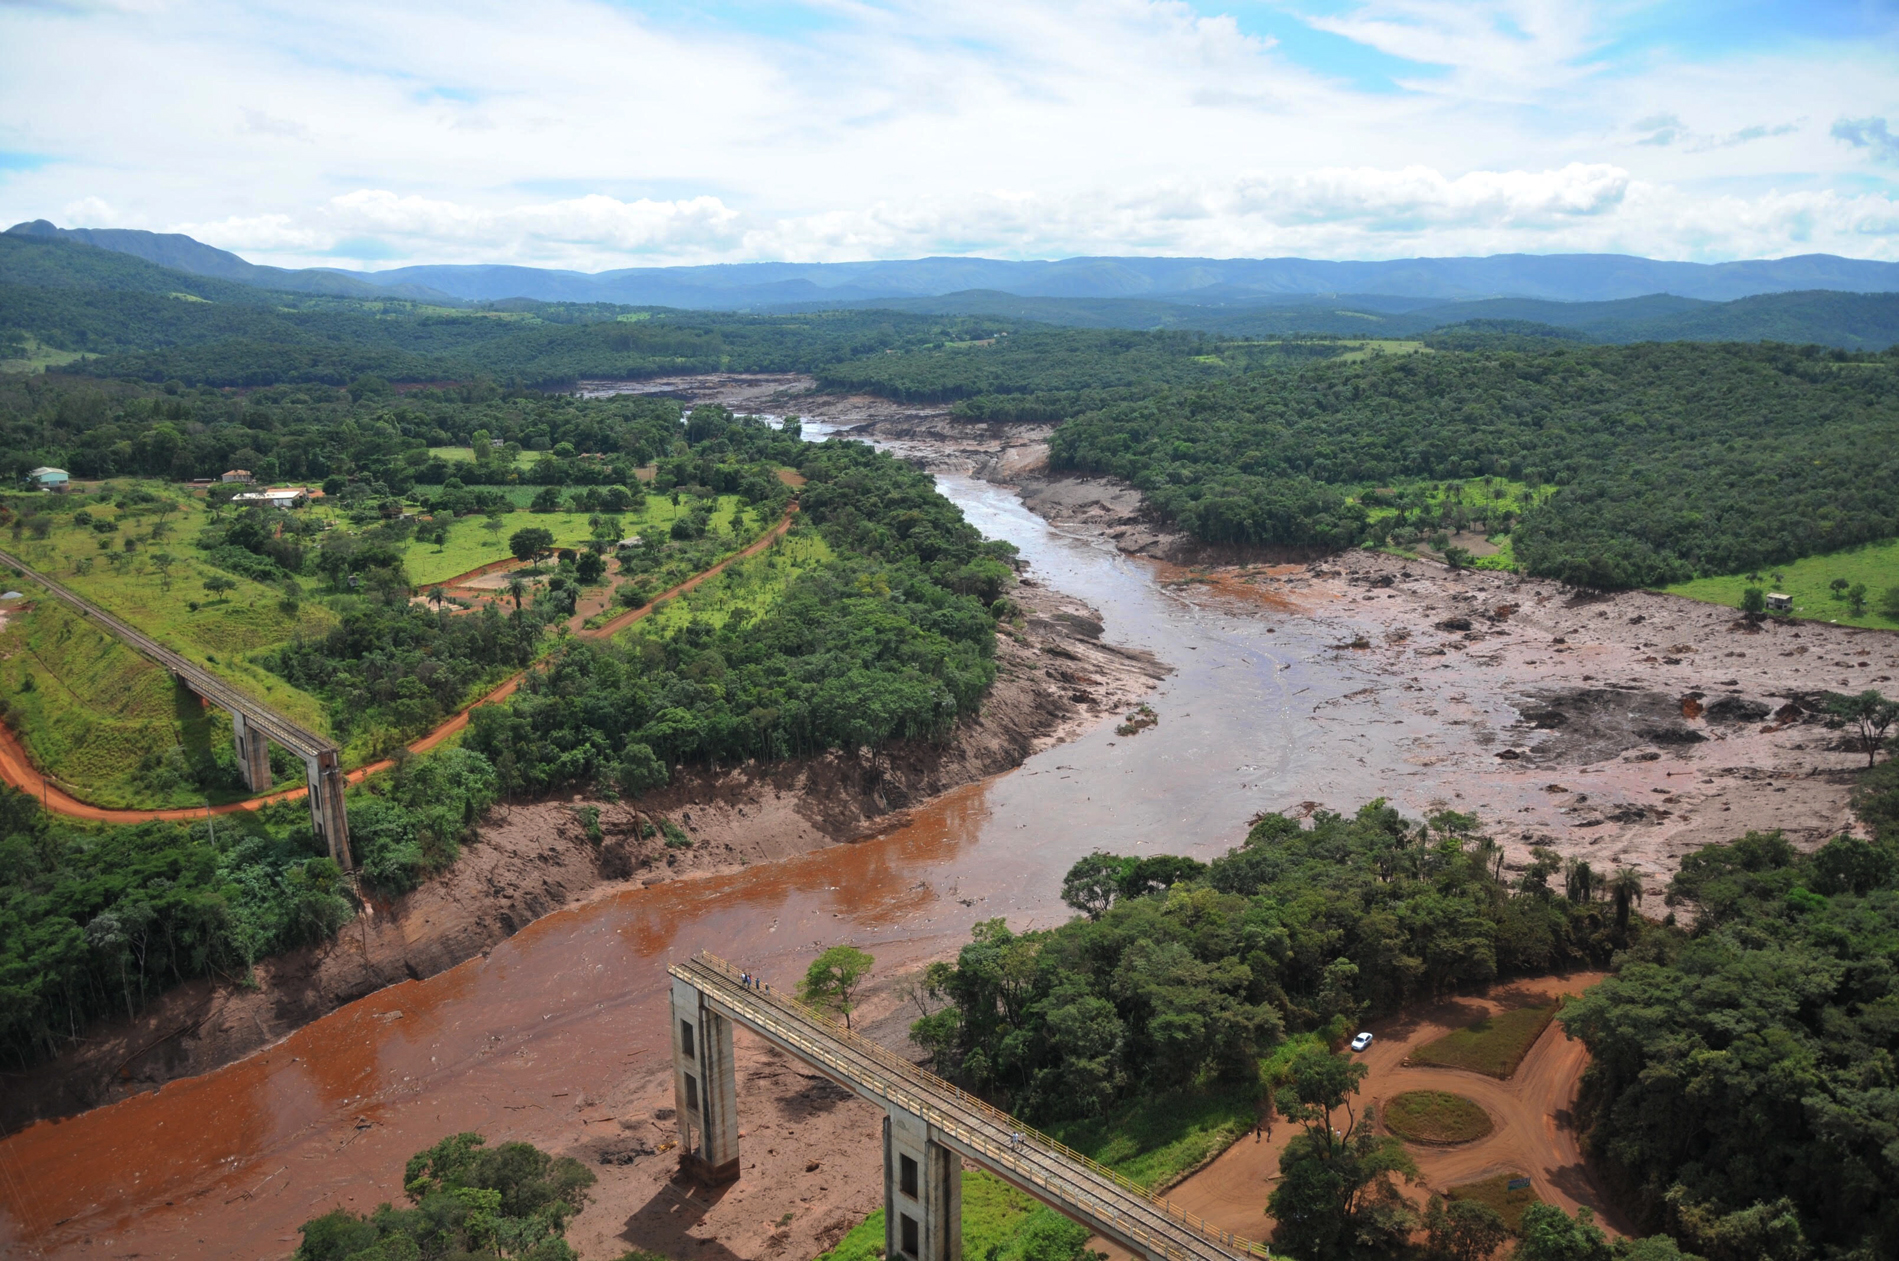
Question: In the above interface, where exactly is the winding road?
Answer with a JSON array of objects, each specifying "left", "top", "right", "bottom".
[{"left": 0, "top": 504, "right": 796, "bottom": 824}]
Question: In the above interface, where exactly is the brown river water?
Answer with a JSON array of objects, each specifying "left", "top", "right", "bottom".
[{"left": 0, "top": 472, "right": 1536, "bottom": 1258}]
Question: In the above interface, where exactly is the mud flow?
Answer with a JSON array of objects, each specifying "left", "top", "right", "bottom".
[{"left": 4, "top": 378, "right": 1887, "bottom": 1259}]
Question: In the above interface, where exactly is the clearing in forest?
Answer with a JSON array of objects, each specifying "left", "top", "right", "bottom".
[{"left": 1405, "top": 1001, "right": 1562, "bottom": 1079}]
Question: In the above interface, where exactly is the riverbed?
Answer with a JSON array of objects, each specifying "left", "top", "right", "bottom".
[
  {"left": 2, "top": 388, "right": 1875, "bottom": 1258},
  {"left": 0, "top": 443, "right": 1478, "bottom": 1258}
]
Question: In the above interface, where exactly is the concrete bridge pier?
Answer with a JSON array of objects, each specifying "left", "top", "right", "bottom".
[
  {"left": 671, "top": 975, "right": 741, "bottom": 1182},
  {"left": 232, "top": 711, "right": 272, "bottom": 792},
  {"left": 303, "top": 750, "right": 353, "bottom": 871},
  {"left": 884, "top": 1108, "right": 962, "bottom": 1261}
]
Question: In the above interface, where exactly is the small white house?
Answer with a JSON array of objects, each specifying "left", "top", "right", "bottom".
[
  {"left": 1766, "top": 592, "right": 1793, "bottom": 612},
  {"left": 26, "top": 466, "right": 68, "bottom": 488},
  {"left": 221, "top": 469, "right": 254, "bottom": 484}
]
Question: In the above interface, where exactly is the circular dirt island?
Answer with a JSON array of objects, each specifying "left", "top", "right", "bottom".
[{"left": 1384, "top": 1090, "right": 1494, "bottom": 1144}]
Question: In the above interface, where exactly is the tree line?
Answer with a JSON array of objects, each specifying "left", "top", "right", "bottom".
[{"left": 1046, "top": 341, "right": 1899, "bottom": 587}]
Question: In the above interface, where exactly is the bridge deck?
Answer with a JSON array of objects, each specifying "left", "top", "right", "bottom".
[
  {"left": 0, "top": 547, "right": 335, "bottom": 758},
  {"left": 672, "top": 953, "right": 1270, "bottom": 1261}
]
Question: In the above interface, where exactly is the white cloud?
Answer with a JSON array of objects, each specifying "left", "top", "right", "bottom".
[{"left": 0, "top": 0, "right": 1894, "bottom": 267}]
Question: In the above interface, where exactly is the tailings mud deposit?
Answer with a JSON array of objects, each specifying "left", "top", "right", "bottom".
[{"left": 3, "top": 376, "right": 1881, "bottom": 1258}]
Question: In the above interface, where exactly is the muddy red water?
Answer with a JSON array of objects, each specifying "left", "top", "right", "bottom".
[{"left": 0, "top": 474, "right": 1558, "bottom": 1259}]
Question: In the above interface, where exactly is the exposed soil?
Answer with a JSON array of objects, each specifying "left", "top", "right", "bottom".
[
  {"left": 1161, "top": 974, "right": 1615, "bottom": 1250},
  {"left": 0, "top": 576, "right": 1162, "bottom": 1137},
  {"left": 557, "top": 973, "right": 934, "bottom": 1261},
  {"left": 1009, "top": 533, "right": 1889, "bottom": 905}
]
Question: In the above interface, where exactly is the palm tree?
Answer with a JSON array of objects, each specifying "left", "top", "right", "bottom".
[
  {"left": 1564, "top": 858, "right": 1596, "bottom": 905},
  {"left": 1609, "top": 868, "right": 1645, "bottom": 932},
  {"left": 507, "top": 576, "right": 526, "bottom": 612},
  {"left": 427, "top": 585, "right": 447, "bottom": 613}
]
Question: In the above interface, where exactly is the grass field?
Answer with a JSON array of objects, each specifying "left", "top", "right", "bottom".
[
  {"left": 427, "top": 445, "right": 542, "bottom": 471},
  {"left": 401, "top": 494, "right": 714, "bottom": 586},
  {"left": 815, "top": 1167, "right": 1087, "bottom": 1261},
  {"left": 1665, "top": 536, "right": 1899, "bottom": 631},
  {"left": 1447, "top": 1172, "right": 1543, "bottom": 1233},
  {"left": 815, "top": 1085, "right": 1261, "bottom": 1261},
  {"left": 6, "top": 487, "right": 336, "bottom": 725},
  {"left": 1383, "top": 1091, "right": 1493, "bottom": 1144},
  {"left": 1044, "top": 1084, "right": 1260, "bottom": 1192},
  {"left": 1407, "top": 1002, "right": 1562, "bottom": 1079},
  {"left": 0, "top": 334, "right": 92, "bottom": 374},
  {"left": 615, "top": 525, "right": 831, "bottom": 642}
]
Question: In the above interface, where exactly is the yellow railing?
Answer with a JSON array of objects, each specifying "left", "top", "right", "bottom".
[{"left": 676, "top": 952, "right": 1271, "bottom": 1261}]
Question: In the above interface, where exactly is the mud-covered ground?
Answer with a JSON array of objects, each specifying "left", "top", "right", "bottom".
[
  {"left": 0, "top": 578, "right": 1162, "bottom": 1135},
  {"left": 1161, "top": 550, "right": 1890, "bottom": 897},
  {"left": 602, "top": 372, "right": 1893, "bottom": 896}
]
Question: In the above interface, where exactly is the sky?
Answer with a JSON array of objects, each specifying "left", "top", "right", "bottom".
[{"left": 2, "top": 0, "right": 1897, "bottom": 271}]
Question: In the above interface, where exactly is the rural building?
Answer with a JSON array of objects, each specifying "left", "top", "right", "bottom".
[
  {"left": 25, "top": 466, "right": 68, "bottom": 488},
  {"left": 233, "top": 487, "right": 312, "bottom": 508},
  {"left": 1766, "top": 593, "right": 1793, "bottom": 612},
  {"left": 221, "top": 469, "right": 255, "bottom": 483}
]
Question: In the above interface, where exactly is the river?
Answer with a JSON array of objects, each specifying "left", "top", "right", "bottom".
[{"left": 0, "top": 462, "right": 1492, "bottom": 1258}]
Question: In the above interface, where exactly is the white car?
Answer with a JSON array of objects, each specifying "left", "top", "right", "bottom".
[{"left": 1350, "top": 1031, "right": 1374, "bottom": 1052}]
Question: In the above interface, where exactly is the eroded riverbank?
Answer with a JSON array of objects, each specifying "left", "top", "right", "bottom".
[{"left": 2, "top": 375, "right": 1885, "bottom": 1259}]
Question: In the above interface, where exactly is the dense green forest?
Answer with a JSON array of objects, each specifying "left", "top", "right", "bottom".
[
  {"left": 464, "top": 435, "right": 1013, "bottom": 794},
  {"left": 0, "top": 748, "right": 497, "bottom": 1067},
  {"left": 806, "top": 287, "right": 1899, "bottom": 350},
  {"left": 1047, "top": 341, "right": 1899, "bottom": 587},
  {"left": 912, "top": 803, "right": 1636, "bottom": 1122},
  {"left": 1560, "top": 760, "right": 1899, "bottom": 1261},
  {"left": 0, "top": 232, "right": 1005, "bottom": 389},
  {"left": 294, "top": 1131, "right": 598, "bottom": 1261},
  {"left": 908, "top": 765, "right": 1899, "bottom": 1261}
]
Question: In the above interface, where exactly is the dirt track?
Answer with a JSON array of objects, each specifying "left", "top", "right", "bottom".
[{"left": 1161, "top": 974, "right": 1616, "bottom": 1247}]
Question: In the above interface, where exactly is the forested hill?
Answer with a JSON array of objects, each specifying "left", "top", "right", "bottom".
[
  {"left": 796, "top": 287, "right": 1899, "bottom": 350},
  {"left": 1049, "top": 341, "right": 1899, "bottom": 588},
  {"left": 0, "top": 232, "right": 1019, "bottom": 388}
]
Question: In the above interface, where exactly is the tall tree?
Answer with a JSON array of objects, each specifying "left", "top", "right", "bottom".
[{"left": 798, "top": 946, "right": 875, "bottom": 1030}]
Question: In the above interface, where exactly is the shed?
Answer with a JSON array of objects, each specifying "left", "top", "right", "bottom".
[
  {"left": 26, "top": 466, "right": 68, "bottom": 487},
  {"left": 1766, "top": 592, "right": 1793, "bottom": 612}
]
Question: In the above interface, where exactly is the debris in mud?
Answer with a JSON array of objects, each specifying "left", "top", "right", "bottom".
[
  {"left": 1116, "top": 704, "right": 1159, "bottom": 737},
  {"left": 1517, "top": 687, "right": 1708, "bottom": 764},
  {"left": 1436, "top": 616, "right": 1474, "bottom": 632},
  {"left": 1704, "top": 696, "right": 1772, "bottom": 724}
]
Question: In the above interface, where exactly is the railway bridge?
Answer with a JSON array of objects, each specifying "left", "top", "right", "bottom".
[
  {"left": 668, "top": 952, "right": 1271, "bottom": 1261},
  {"left": 0, "top": 548, "right": 352, "bottom": 868}
]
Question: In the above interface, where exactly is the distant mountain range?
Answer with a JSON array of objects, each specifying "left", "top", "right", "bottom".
[
  {"left": 10, "top": 217, "right": 1899, "bottom": 309},
  {"left": 5, "top": 217, "right": 1899, "bottom": 351}
]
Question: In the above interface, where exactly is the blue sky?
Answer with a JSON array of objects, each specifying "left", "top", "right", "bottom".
[{"left": 1, "top": 0, "right": 1895, "bottom": 269}]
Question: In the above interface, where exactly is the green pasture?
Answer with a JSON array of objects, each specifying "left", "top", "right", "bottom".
[
  {"left": 614, "top": 525, "right": 831, "bottom": 643},
  {"left": 1664, "top": 536, "right": 1899, "bottom": 630},
  {"left": 6, "top": 486, "right": 334, "bottom": 728},
  {"left": 403, "top": 493, "right": 704, "bottom": 586},
  {"left": 1334, "top": 338, "right": 1430, "bottom": 362},
  {"left": 816, "top": 1167, "right": 1089, "bottom": 1261},
  {"left": 427, "top": 445, "right": 542, "bottom": 471}
]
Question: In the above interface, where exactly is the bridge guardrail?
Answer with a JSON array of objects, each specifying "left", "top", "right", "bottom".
[{"left": 676, "top": 951, "right": 1271, "bottom": 1261}]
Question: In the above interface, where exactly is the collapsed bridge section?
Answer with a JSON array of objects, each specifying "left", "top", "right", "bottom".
[
  {"left": 668, "top": 951, "right": 1270, "bottom": 1261},
  {"left": 0, "top": 548, "right": 352, "bottom": 868}
]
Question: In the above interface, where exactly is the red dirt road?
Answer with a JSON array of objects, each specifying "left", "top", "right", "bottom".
[
  {"left": 1160, "top": 974, "right": 1617, "bottom": 1248},
  {"left": 0, "top": 506, "right": 797, "bottom": 824}
]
